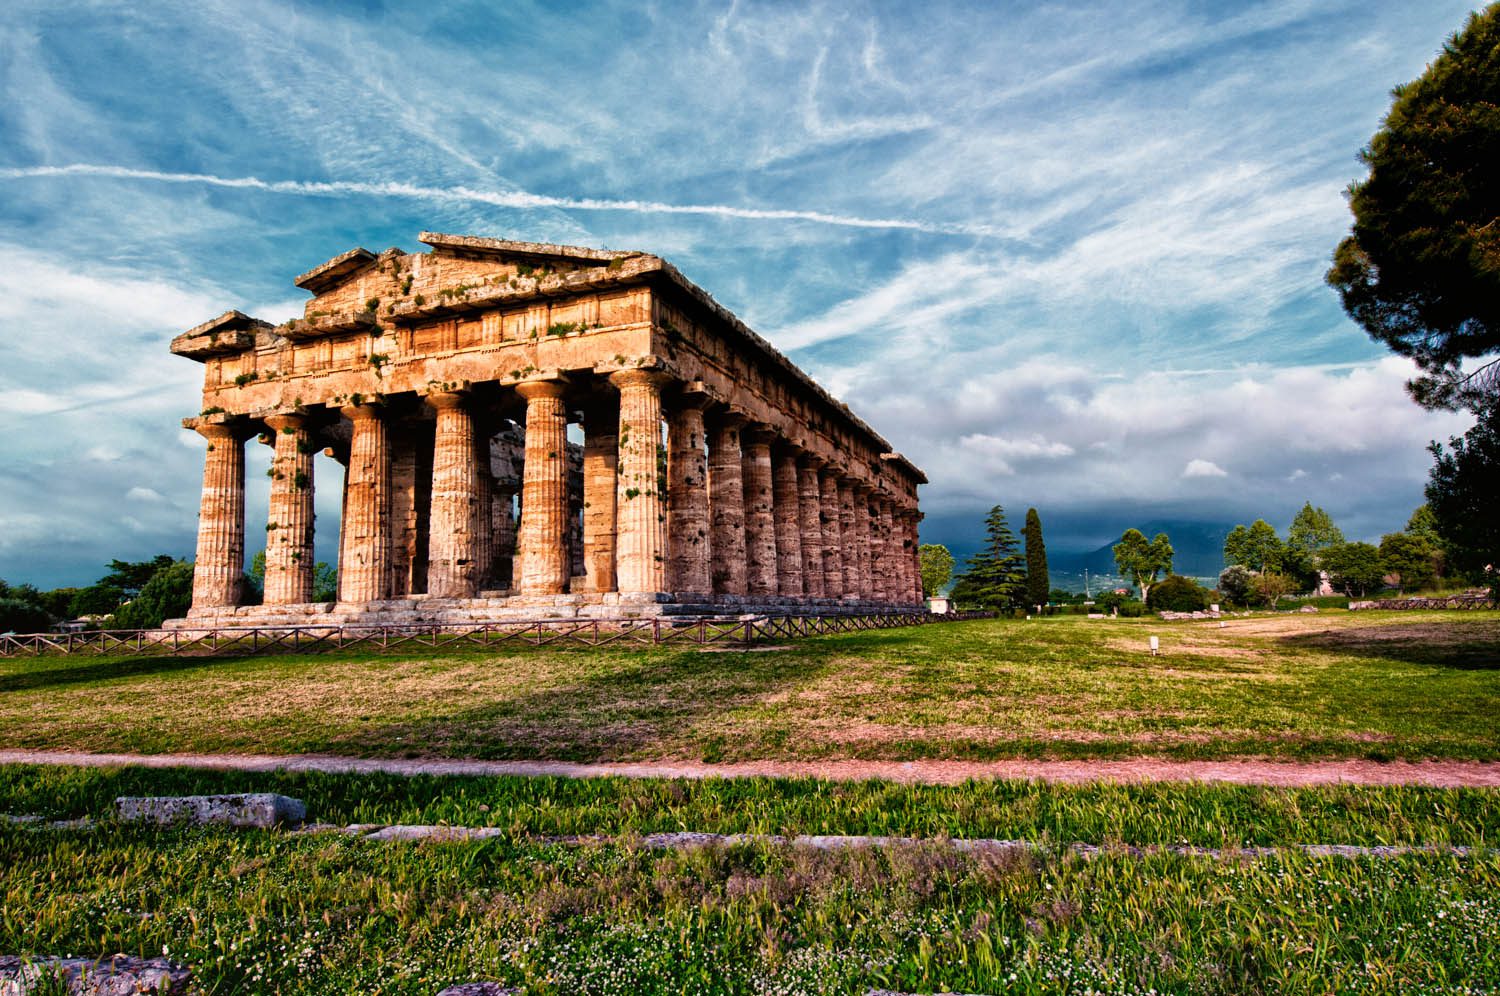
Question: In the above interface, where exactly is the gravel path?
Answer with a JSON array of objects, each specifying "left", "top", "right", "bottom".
[{"left": 2, "top": 749, "right": 1499, "bottom": 787}]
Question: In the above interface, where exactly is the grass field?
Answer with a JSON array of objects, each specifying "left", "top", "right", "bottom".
[
  {"left": 1, "top": 766, "right": 1498, "bottom": 995},
  {"left": 2, "top": 611, "right": 1497, "bottom": 762}
]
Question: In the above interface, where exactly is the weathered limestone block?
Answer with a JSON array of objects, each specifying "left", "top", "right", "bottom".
[
  {"left": 611, "top": 370, "right": 669, "bottom": 594},
  {"left": 427, "top": 392, "right": 481, "bottom": 598},
  {"left": 0, "top": 955, "right": 191, "bottom": 995},
  {"left": 338, "top": 404, "right": 391, "bottom": 602},
  {"left": 581, "top": 403, "right": 618, "bottom": 593},
  {"left": 797, "top": 458, "right": 825, "bottom": 599},
  {"left": 435, "top": 984, "right": 519, "bottom": 996},
  {"left": 708, "top": 413, "right": 747, "bottom": 595},
  {"left": 515, "top": 380, "right": 570, "bottom": 595},
  {"left": 263, "top": 413, "right": 315, "bottom": 605},
  {"left": 771, "top": 450, "right": 804, "bottom": 597},
  {"left": 741, "top": 428, "right": 778, "bottom": 597},
  {"left": 115, "top": 793, "right": 306, "bottom": 828},
  {"left": 190, "top": 423, "right": 245, "bottom": 609},
  {"left": 666, "top": 397, "right": 711, "bottom": 595},
  {"left": 820, "top": 468, "right": 844, "bottom": 599}
]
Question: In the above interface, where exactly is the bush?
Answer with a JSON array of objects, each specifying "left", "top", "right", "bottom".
[
  {"left": 0, "top": 598, "right": 52, "bottom": 633},
  {"left": 1250, "top": 572, "right": 1296, "bottom": 608},
  {"left": 111, "top": 560, "right": 194, "bottom": 629},
  {"left": 1217, "top": 565, "right": 1255, "bottom": 606},
  {"left": 1146, "top": 574, "right": 1211, "bottom": 612},
  {"left": 1118, "top": 602, "right": 1146, "bottom": 618}
]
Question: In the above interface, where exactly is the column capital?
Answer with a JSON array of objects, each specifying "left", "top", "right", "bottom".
[
  {"left": 340, "top": 401, "right": 385, "bottom": 422},
  {"left": 708, "top": 406, "right": 750, "bottom": 430},
  {"left": 798, "top": 452, "right": 825, "bottom": 471},
  {"left": 515, "top": 377, "right": 570, "bottom": 402},
  {"left": 424, "top": 389, "right": 470, "bottom": 411},
  {"left": 607, "top": 368, "right": 673, "bottom": 391},
  {"left": 193, "top": 420, "right": 244, "bottom": 443},
  {"left": 263, "top": 411, "right": 307, "bottom": 433},
  {"left": 742, "top": 423, "right": 778, "bottom": 449}
]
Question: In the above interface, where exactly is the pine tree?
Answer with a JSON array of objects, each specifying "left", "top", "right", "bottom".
[
  {"left": 954, "top": 505, "right": 1025, "bottom": 608},
  {"left": 1023, "top": 507, "right": 1049, "bottom": 609}
]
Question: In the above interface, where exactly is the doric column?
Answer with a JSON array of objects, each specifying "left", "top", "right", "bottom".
[
  {"left": 263, "top": 413, "right": 315, "bottom": 605},
  {"left": 771, "top": 447, "right": 804, "bottom": 598},
  {"left": 515, "top": 379, "right": 571, "bottom": 595},
  {"left": 820, "top": 468, "right": 844, "bottom": 599},
  {"left": 611, "top": 369, "right": 670, "bottom": 594},
  {"left": 912, "top": 509, "right": 926, "bottom": 605},
  {"left": 853, "top": 484, "right": 874, "bottom": 600},
  {"left": 875, "top": 497, "right": 895, "bottom": 602},
  {"left": 837, "top": 478, "right": 857, "bottom": 600},
  {"left": 666, "top": 393, "right": 712, "bottom": 596},
  {"left": 742, "top": 426, "right": 778, "bottom": 597},
  {"left": 708, "top": 412, "right": 747, "bottom": 595},
  {"left": 426, "top": 391, "right": 480, "bottom": 599},
  {"left": 190, "top": 423, "right": 246, "bottom": 609},
  {"left": 905, "top": 507, "right": 921, "bottom": 605},
  {"left": 868, "top": 494, "right": 887, "bottom": 602},
  {"left": 337, "top": 404, "right": 391, "bottom": 603},
  {"left": 582, "top": 402, "right": 618, "bottom": 593},
  {"left": 797, "top": 457, "right": 825, "bottom": 599}
]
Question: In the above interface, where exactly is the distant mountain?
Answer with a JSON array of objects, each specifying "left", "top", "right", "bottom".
[{"left": 1048, "top": 520, "right": 1233, "bottom": 590}]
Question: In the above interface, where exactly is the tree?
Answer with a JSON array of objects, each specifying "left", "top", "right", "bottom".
[
  {"left": 1146, "top": 574, "right": 1210, "bottom": 612},
  {"left": 1223, "top": 520, "right": 1284, "bottom": 573},
  {"left": 953, "top": 506, "right": 1025, "bottom": 608},
  {"left": 1217, "top": 565, "right": 1255, "bottom": 607},
  {"left": 112, "top": 560, "right": 195, "bottom": 629},
  {"left": 1326, "top": 6, "right": 1500, "bottom": 410},
  {"left": 1250, "top": 572, "right": 1295, "bottom": 609},
  {"left": 1379, "top": 532, "right": 1436, "bottom": 594},
  {"left": 1427, "top": 400, "right": 1500, "bottom": 597},
  {"left": 1113, "top": 528, "right": 1173, "bottom": 601},
  {"left": 1022, "top": 508, "right": 1049, "bottom": 608},
  {"left": 1284, "top": 502, "right": 1344, "bottom": 584},
  {"left": 100, "top": 555, "right": 177, "bottom": 597},
  {"left": 919, "top": 544, "right": 955, "bottom": 598},
  {"left": 0, "top": 599, "right": 51, "bottom": 633},
  {"left": 1321, "top": 541, "right": 1385, "bottom": 597},
  {"left": 68, "top": 584, "right": 126, "bottom": 617}
]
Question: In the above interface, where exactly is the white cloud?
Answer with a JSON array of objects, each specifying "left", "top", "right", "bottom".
[{"left": 1182, "top": 459, "right": 1229, "bottom": 479}]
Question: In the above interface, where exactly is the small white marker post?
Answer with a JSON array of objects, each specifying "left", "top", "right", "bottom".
[{"left": 1149, "top": 635, "right": 1160, "bottom": 656}]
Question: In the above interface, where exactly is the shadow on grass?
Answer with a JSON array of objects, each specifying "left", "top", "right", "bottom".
[
  {"left": 1278, "top": 624, "right": 1500, "bottom": 671},
  {"left": 0, "top": 655, "right": 233, "bottom": 693},
  {"left": 316, "top": 638, "right": 861, "bottom": 763}
]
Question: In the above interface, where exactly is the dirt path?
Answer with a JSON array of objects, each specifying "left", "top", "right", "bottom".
[{"left": 3, "top": 749, "right": 1499, "bottom": 787}]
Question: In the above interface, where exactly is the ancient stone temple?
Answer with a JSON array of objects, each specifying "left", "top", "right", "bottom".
[{"left": 169, "top": 233, "right": 925, "bottom": 625}]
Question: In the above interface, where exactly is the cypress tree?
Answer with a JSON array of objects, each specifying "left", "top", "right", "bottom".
[
  {"left": 953, "top": 505, "right": 1025, "bottom": 608},
  {"left": 1023, "top": 507, "right": 1049, "bottom": 608}
]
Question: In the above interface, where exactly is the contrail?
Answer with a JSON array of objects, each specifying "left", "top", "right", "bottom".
[{"left": 0, "top": 163, "right": 1000, "bottom": 238}]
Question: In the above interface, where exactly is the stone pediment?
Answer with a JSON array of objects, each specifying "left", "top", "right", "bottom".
[
  {"left": 293, "top": 247, "right": 377, "bottom": 294},
  {"left": 419, "top": 232, "right": 640, "bottom": 266},
  {"left": 170, "top": 310, "right": 273, "bottom": 360}
]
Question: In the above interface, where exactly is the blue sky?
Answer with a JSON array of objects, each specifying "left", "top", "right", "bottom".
[{"left": 0, "top": 0, "right": 1482, "bottom": 587}]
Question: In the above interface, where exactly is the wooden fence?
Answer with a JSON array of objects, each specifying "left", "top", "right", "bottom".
[{"left": 0, "top": 611, "right": 996, "bottom": 659}]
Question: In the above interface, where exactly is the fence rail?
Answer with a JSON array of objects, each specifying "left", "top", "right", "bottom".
[
  {"left": 1348, "top": 595, "right": 1495, "bottom": 611},
  {"left": 0, "top": 611, "right": 996, "bottom": 659}
]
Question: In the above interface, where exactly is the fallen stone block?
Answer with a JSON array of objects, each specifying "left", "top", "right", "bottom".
[
  {"left": 362, "top": 824, "right": 504, "bottom": 842},
  {"left": 0, "top": 954, "right": 190, "bottom": 995},
  {"left": 114, "top": 793, "right": 306, "bottom": 829},
  {"left": 434, "top": 984, "right": 517, "bottom": 996}
]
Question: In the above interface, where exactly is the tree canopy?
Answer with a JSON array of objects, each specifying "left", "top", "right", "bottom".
[
  {"left": 1223, "top": 520, "right": 1283, "bottom": 573},
  {"left": 919, "top": 544, "right": 955, "bottom": 598},
  {"left": 1022, "top": 508, "right": 1049, "bottom": 608},
  {"left": 1426, "top": 399, "right": 1500, "bottom": 593},
  {"left": 1325, "top": 5, "right": 1500, "bottom": 409},
  {"left": 1112, "top": 528, "right": 1173, "bottom": 601},
  {"left": 952, "top": 506, "right": 1025, "bottom": 608},
  {"left": 1322, "top": 541, "right": 1385, "bottom": 598}
]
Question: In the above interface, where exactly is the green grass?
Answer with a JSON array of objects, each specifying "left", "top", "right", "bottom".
[
  {"left": 2, "top": 819, "right": 1496, "bottom": 995},
  {"left": 2, "top": 612, "right": 1497, "bottom": 762},
  {"left": 3, "top": 764, "right": 1498, "bottom": 848}
]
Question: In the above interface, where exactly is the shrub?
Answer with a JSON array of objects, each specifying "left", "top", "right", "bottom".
[
  {"left": 1146, "top": 574, "right": 1211, "bottom": 612},
  {"left": 1217, "top": 565, "right": 1255, "bottom": 606},
  {"left": 0, "top": 598, "right": 52, "bottom": 633},
  {"left": 112, "top": 560, "right": 194, "bottom": 629},
  {"left": 1250, "top": 572, "right": 1296, "bottom": 608}
]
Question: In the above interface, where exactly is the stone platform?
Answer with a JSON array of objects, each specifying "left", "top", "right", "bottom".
[{"left": 164, "top": 592, "right": 920, "bottom": 629}]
